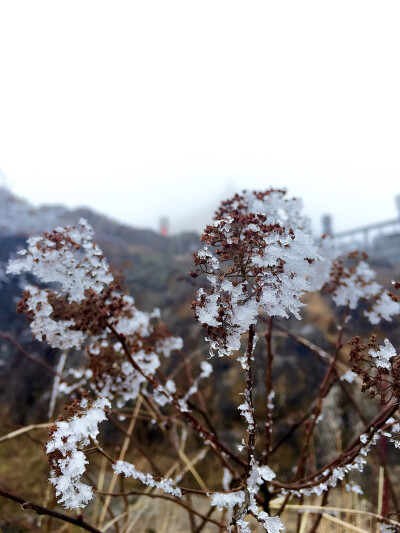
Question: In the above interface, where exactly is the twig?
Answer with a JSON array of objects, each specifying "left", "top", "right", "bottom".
[
  {"left": 0, "top": 423, "right": 53, "bottom": 443},
  {"left": 0, "top": 487, "right": 100, "bottom": 533},
  {"left": 0, "top": 332, "right": 67, "bottom": 381},
  {"left": 264, "top": 317, "right": 274, "bottom": 464}
]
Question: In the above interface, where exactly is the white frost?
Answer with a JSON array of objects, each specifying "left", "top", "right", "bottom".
[
  {"left": 369, "top": 339, "right": 397, "bottom": 370},
  {"left": 113, "top": 460, "right": 182, "bottom": 497},
  {"left": 46, "top": 397, "right": 110, "bottom": 509}
]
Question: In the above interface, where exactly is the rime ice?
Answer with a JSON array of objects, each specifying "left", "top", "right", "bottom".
[
  {"left": 46, "top": 397, "right": 110, "bottom": 509},
  {"left": 193, "top": 189, "right": 324, "bottom": 357},
  {"left": 369, "top": 339, "right": 397, "bottom": 370},
  {"left": 7, "top": 219, "right": 113, "bottom": 303},
  {"left": 113, "top": 460, "right": 182, "bottom": 497}
]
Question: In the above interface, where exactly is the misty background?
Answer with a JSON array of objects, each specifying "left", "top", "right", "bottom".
[{"left": 0, "top": 1, "right": 399, "bottom": 235}]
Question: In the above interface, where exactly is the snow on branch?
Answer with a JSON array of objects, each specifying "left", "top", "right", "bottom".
[
  {"left": 113, "top": 460, "right": 182, "bottom": 497},
  {"left": 46, "top": 397, "right": 110, "bottom": 509}
]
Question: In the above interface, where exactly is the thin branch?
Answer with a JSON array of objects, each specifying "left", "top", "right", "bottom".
[
  {"left": 263, "top": 317, "right": 274, "bottom": 464},
  {"left": 0, "top": 423, "right": 53, "bottom": 443},
  {"left": 0, "top": 332, "right": 67, "bottom": 382},
  {"left": 105, "top": 316, "right": 247, "bottom": 469},
  {"left": 0, "top": 487, "right": 100, "bottom": 533}
]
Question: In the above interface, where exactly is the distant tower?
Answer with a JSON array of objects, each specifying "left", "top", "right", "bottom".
[
  {"left": 321, "top": 214, "right": 333, "bottom": 235},
  {"left": 159, "top": 216, "right": 169, "bottom": 236},
  {"left": 395, "top": 195, "right": 400, "bottom": 218}
]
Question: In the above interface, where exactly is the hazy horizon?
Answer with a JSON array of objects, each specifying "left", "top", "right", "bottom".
[{"left": 1, "top": 170, "right": 399, "bottom": 237}]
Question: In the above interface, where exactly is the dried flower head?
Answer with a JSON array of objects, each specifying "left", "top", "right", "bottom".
[
  {"left": 46, "top": 397, "right": 110, "bottom": 509},
  {"left": 7, "top": 218, "right": 113, "bottom": 303},
  {"left": 192, "top": 189, "right": 323, "bottom": 356},
  {"left": 349, "top": 335, "right": 400, "bottom": 404}
]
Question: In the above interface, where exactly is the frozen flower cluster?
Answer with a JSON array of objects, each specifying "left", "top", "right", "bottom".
[
  {"left": 7, "top": 218, "right": 113, "bottom": 303},
  {"left": 8, "top": 220, "right": 186, "bottom": 411},
  {"left": 328, "top": 253, "right": 400, "bottom": 324},
  {"left": 332, "top": 260, "right": 381, "bottom": 310},
  {"left": 22, "top": 285, "right": 85, "bottom": 349},
  {"left": 365, "top": 291, "right": 400, "bottom": 325},
  {"left": 350, "top": 335, "right": 400, "bottom": 404},
  {"left": 192, "top": 189, "right": 324, "bottom": 357},
  {"left": 5, "top": 188, "right": 400, "bottom": 533},
  {"left": 46, "top": 397, "right": 110, "bottom": 509},
  {"left": 88, "top": 342, "right": 161, "bottom": 408},
  {"left": 6, "top": 219, "right": 114, "bottom": 350}
]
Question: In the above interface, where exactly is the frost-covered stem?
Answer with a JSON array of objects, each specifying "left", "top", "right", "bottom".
[
  {"left": 263, "top": 317, "right": 274, "bottom": 464},
  {"left": 337, "top": 378, "right": 400, "bottom": 517},
  {"left": 89, "top": 437, "right": 116, "bottom": 465},
  {"left": 0, "top": 487, "right": 101, "bottom": 533},
  {"left": 295, "top": 306, "right": 349, "bottom": 481},
  {"left": 105, "top": 317, "right": 247, "bottom": 469},
  {"left": 245, "top": 324, "right": 256, "bottom": 468},
  {"left": 271, "top": 401, "right": 400, "bottom": 492}
]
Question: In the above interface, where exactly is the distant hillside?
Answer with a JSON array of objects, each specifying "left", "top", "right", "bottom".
[{"left": 0, "top": 186, "right": 200, "bottom": 253}]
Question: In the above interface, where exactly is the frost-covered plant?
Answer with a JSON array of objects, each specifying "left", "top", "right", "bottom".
[
  {"left": 2, "top": 190, "right": 400, "bottom": 533},
  {"left": 191, "top": 190, "right": 324, "bottom": 357},
  {"left": 350, "top": 335, "right": 400, "bottom": 404},
  {"left": 46, "top": 397, "right": 110, "bottom": 509}
]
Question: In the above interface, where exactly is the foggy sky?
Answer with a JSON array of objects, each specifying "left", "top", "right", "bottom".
[{"left": 0, "top": 1, "right": 399, "bottom": 235}]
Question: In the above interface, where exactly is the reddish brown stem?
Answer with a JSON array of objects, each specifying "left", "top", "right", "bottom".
[
  {"left": 0, "top": 332, "right": 67, "bottom": 382},
  {"left": 0, "top": 487, "right": 100, "bottom": 533},
  {"left": 263, "top": 317, "right": 274, "bottom": 464}
]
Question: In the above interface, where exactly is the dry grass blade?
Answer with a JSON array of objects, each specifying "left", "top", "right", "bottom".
[
  {"left": 298, "top": 510, "right": 310, "bottom": 533},
  {"left": 0, "top": 423, "right": 53, "bottom": 442},
  {"left": 320, "top": 512, "right": 371, "bottom": 532},
  {"left": 98, "top": 396, "right": 142, "bottom": 529},
  {"left": 102, "top": 501, "right": 150, "bottom": 532},
  {"left": 176, "top": 448, "right": 209, "bottom": 494}
]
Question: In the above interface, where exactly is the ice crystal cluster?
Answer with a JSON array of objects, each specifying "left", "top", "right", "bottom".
[
  {"left": 113, "top": 460, "right": 182, "bottom": 497},
  {"left": 46, "top": 397, "right": 110, "bottom": 509},
  {"left": 7, "top": 218, "right": 113, "bottom": 303},
  {"left": 192, "top": 189, "right": 326, "bottom": 357},
  {"left": 369, "top": 339, "right": 397, "bottom": 370},
  {"left": 22, "top": 285, "right": 85, "bottom": 349},
  {"left": 7, "top": 219, "right": 113, "bottom": 349}
]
